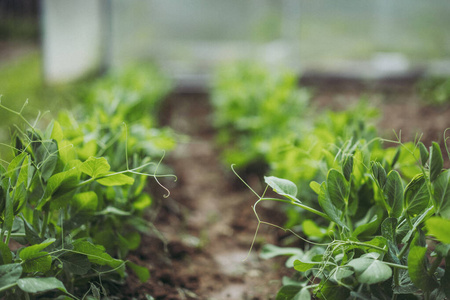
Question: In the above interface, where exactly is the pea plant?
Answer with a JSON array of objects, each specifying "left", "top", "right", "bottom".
[
  {"left": 244, "top": 137, "right": 450, "bottom": 299},
  {"left": 0, "top": 64, "right": 176, "bottom": 299}
]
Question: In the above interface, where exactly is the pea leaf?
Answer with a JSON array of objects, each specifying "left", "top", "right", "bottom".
[
  {"left": 96, "top": 172, "right": 135, "bottom": 186},
  {"left": 404, "top": 174, "right": 430, "bottom": 216},
  {"left": 265, "top": 176, "right": 298, "bottom": 201},
  {"left": 60, "top": 253, "right": 91, "bottom": 275},
  {"left": 384, "top": 170, "right": 403, "bottom": 218},
  {"left": 318, "top": 182, "right": 348, "bottom": 229},
  {"left": 72, "top": 191, "right": 98, "bottom": 212},
  {"left": 418, "top": 142, "right": 429, "bottom": 167},
  {"left": 342, "top": 154, "right": 353, "bottom": 182},
  {"left": 371, "top": 162, "right": 387, "bottom": 188},
  {"left": 347, "top": 257, "right": 392, "bottom": 284},
  {"left": 309, "top": 181, "right": 321, "bottom": 195},
  {"left": 426, "top": 217, "right": 450, "bottom": 244},
  {"left": 276, "top": 285, "right": 310, "bottom": 300},
  {"left": 35, "top": 140, "right": 58, "bottom": 182},
  {"left": 0, "top": 263, "right": 22, "bottom": 288},
  {"left": 127, "top": 261, "right": 150, "bottom": 283},
  {"left": 430, "top": 142, "right": 443, "bottom": 182},
  {"left": 0, "top": 241, "right": 12, "bottom": 264},
  {"left": 260, "top": 244, "right": 304, "bottom": 260},
  {"left": 433, "top": 170, "right": 450, "bottom": 218},
  {"left": 408, "top": 246, "right": 438, "bottom": 292},
  {"left": 327, "top": 169, "right": 348, "bottom": 210},
  {"left": 73, "top": 240, "right": 123, "bottom": 271},
  {"left": 17, "top": 277, "right": 67, "bottom": 294},
  {"left": 294, "top": 259, "right": 319, "bottom": 272},
  {"left": 20, "top": 238, "right": 56, "bottom": 273},
  {"left": 80, "top": 157, "right": 110, "bottom": 179}
]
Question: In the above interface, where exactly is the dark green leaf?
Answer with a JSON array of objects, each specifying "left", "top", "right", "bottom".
[
  {"left": 265, "top": 176, "right": 298, "bottom": 200},
  {"left": 342, "top": 154, "right": 353, "bottom": 182},
  {"left": 17, "top": 277, "right": 67, "bottom": 293},
  {"left": 352, "top": 207, "right": 382, "bottom": 237},
  {"left": 36, "top": 140, "right": 58, "bottom": 182},
  {"left": 430, "top": 142, "right": 443, "bottom": 182},
  {"left": 443, "top": 253, "right": 450, "bottom": 298},
  {"left": 384, "top": 170, "right": 403, "bottom": 218},
  {"left": 318, "top": 182, "right": 348, "bottom": 229},
  {"left": 44, "top": 168, "right": 80, "bottom": 199},
  {"left": 0, "top": 241, "right": 12, "bottom": 264},
  {"left": 404, "top": 174, "right": 430, "bottom": 216},
  {"left": 327, "top": 169, "right": 348, "bottom": 210},
  {"left": 60, "top": 253, "right": 91, "bottom": 275},
  {"left": 391, "top": 147, "right": 401, "bottom": 168},
  {"left": 72, "top": 240, "right": 123, "bottom": 271},
  {"left": 371, "top": 161, "right": 387, "bottom": 188},
  {"left": 0, "top": 263, "right": 22, "bottom": 288},
  {"left": 276, "top": 285, "right": 310, "bottom": 300},
  {"left": 433, "top": 170, "right": 450, "bottom": 218},
  {"left": 408, "top": 246, "right": 438, "bottom": 292},
  {"left": 315, "top": 280, "right": 350, "bottom": 300},
  {"left": 418, "top": 142, "right": 429, "bottom": 167}
]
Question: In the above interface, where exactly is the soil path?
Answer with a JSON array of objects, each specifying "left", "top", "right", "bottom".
[{"left": 127, "top": 94, "right": 290, "bottom": 299}]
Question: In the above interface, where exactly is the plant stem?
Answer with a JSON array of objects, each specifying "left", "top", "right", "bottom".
[
  {"left": 40, "top": 211, "right": 50, "bottom": 238},
  {"left": 0, "top": 283, "right": 17, "bottom": 293}
]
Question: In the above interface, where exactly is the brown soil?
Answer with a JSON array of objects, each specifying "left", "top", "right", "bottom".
[
  {"left": 124, "top": 79, "right": 450, "bottom": 299},
  {"left": 125, "top": 93, "right": 293, "bottom": 299}
]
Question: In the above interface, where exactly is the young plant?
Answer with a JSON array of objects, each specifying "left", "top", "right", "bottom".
[{"left": 247, "top": 137, "right": 450, "bottom": 299}]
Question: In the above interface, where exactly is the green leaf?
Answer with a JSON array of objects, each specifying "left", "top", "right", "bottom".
[
  {"left": 265, "top": 176, "right": 298, "bottom": 199},
  {"left": 36, "top": 140, "right": 58, "bottom": 182},
  {"left": 309, "top": 181, "right": 321, "bottom": 195},
  {"left": 302, "top": 219, "right": 326, "bottom": 239},
  {"left": 347, "top": 258, "right": 392, "bottom": 284},
  {"left": 408, "top": 246, "right": 438, "bottom": 292},
  {"left": 342, "top": 154, "right": 353, "bottom": 182},
  {"left": 315, "top": 280, "right": 350, "bottom": 300},
  {"left": 327, "top": 169, "right": 348, "bottom": 210},
  {"left": 45, "top": 168, "right": 80, "bottom": 198},
  {"left": 72, "top": 240, "right": 123, "bottom": 271},
  {"left": 260, "top": 244, "right": 304, "bottom": 260},
  {"left": 293, "top": 259, "right": 318, "bottom": 272},
  {"left": 0, "top": 263, "right": 22, "bottom": 288},
  {"left": 426, "top": 217, "right": 450, "bottom": 244},
  {"left": 0, "top": 241, "right": 12, "bottom": 264},
  {"left": 433, "top": 170, "right": 450, "bottom": 218},
  {"left": 80, "top": 157, "right": 110, "bottom": 179},
  {"left": 404, "top": 174, "right": 430, "bottom": 216},
  {"left": 96, "top": 172, "right": 135, "bottom": 186},
  {"left": 127, "top": 261, "right": 150, "bottom": 283},
  {"left": 391, "top": 147, "right": 401, "bottom": 168},
  {"left": 50, "top": 121, "right": 64, "bottom": 143},
  {"left": 72, "top": 191, "right": 98, "bottom": 212},
  {"left": 20, "top": 238, "right": 55, "bottom": 273},
  {"left": 384, "top": 170, "right": 403, "bottom": 218},
  {"left": 133, "top": 193, "right": 152, "bottom": 211},
  {"left": 352, "top": 207, "right": 382, "bottom": 237},
  {"left": 318, "top": 182, "right": 348, "bottom": 229},
  {"left": 418, "top": 142, "right": 429, "bottom": 167},
  {"left": 276, "top": 285, "right": 310, "bottom": 300},
  {"left": 430, "top": 142, "right": 443, "bottom": 182},
  {"left": 60, "top": 253, "right": 91, "bottom": 275},
  {"left": 17, "top": 277, "right": 67, "bottom": 293},
  {"left": 443, "top": 253, "right": 450, "bottom": 298},
  {"left": 19, "top": 238, "right": 56, "bottom": 260},
  {"left": 371, "top": 162, "right": 387, "bottom": 188}
]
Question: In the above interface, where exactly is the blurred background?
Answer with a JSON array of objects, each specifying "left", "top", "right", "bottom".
[{"left": 2, "top": 0, "right": 450, "bottom": 85}]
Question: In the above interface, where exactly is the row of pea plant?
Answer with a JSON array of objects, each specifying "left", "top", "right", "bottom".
[
  {"left": 0, "top": 65, "right": 176, "bottom": 299},
  {"left": 211, "top": 63, "right": 447, "bottom": 298}
]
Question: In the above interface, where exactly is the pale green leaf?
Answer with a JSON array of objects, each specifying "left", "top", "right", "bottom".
[
  {"left": 347, "top": 258, "right": 392, "bottom": 284},
  {"left": 426, "top": 217, "right": 450, "bottom": 244},
  {"left": 80, "top": 157, "right": 110, "bottom": 179},
  {"left": 293, "top": 259, "right": 318, "bottom": 272},
  {"left": 72, "top": 191, "right": 98, "bottom": 212},
  {"left": 0, "top": 263, "right": 22, "bottom": 288},
  {"left": 127, "top": 261, "right": 150, "bottom": 283},
  {"left": 265, "top": 176, "right": 298, "bottom": 199},
  {"left": 96, "top": 172, "right": 135, "bottom": 186},
  {"left": 17, "top": 277, "right": 67, "bottom": 293}
]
